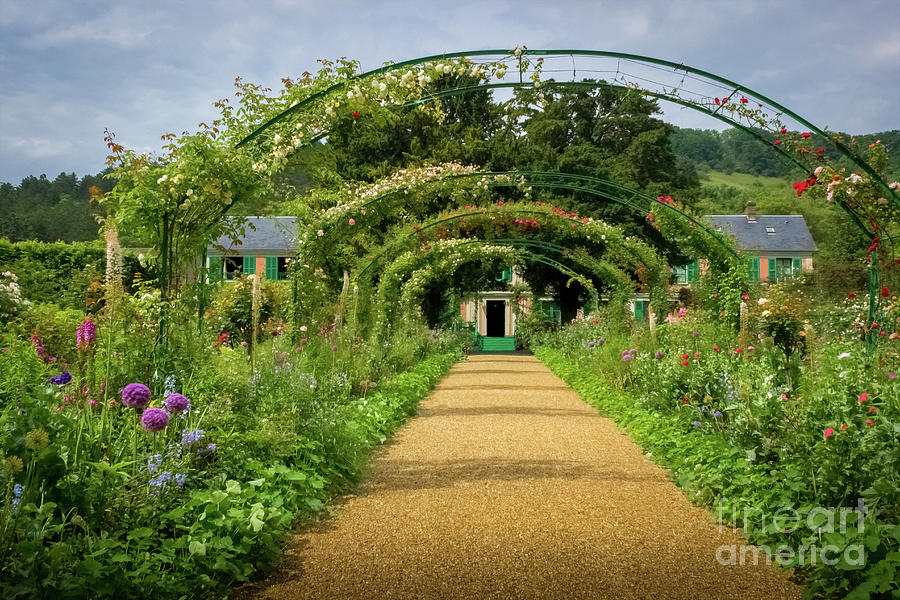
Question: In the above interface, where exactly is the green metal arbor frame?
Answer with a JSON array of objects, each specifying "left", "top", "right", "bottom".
[
  {"left": 235, "top": 48, "right": 894, "bottom": 347},
  {"left": 310, "top": 170, "right": 740, "bottom": 259},
  {"left": 350, "top": 205, "right": 667, "bottom": 327},
  {"left": 372, "top": 236, "right": 629, "bottom": 321}
]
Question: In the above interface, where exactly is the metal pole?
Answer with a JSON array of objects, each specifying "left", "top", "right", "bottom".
[{"left": 868, "top": 251, "right": 878, "bottom": 354}]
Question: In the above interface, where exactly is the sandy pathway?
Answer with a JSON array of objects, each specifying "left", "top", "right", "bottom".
[{"left": 241, "top": 354, "right": 800, "bottom": 599}]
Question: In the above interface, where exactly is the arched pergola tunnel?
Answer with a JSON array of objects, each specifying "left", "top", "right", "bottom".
[
  {"left": 217, "top": 48, "right": 894, "bottom": 350},
  {"left": 304, "top": 201, "right": 669, "bottom": 335},
  {"left": 293, "top": 168, "right": 746, "bottom": 336},
  {"left": 361, "top": 237, "right": 633, "bottom": 339}
]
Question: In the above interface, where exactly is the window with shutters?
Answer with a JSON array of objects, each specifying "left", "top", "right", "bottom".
[
  {"left": 224, "top": 256, "right": 242, "bottom": 281},
  {"left": 673, "top": 260, "right": 699, "bottom": 285},
  {"left": 496, "top": 268, "right": 512, "bottom": 282},
  {"left": 773, "top": 257, "right": 803, "bottom": 280}
]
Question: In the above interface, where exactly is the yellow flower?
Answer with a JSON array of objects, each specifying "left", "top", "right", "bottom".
[
  {"left": 3, "top": 455, "right": 24, "bottom": 475},
  {"left": 24, "top": 428, "right": 50, "bottom": 452}
]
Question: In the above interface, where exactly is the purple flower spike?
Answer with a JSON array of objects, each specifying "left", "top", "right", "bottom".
[
  {"left": 141, "top": 407, "right": 169, "bottom": 432},
  {"left": 164, "top": 393, "right": 190, "bottom": 413},
  {"left": 121, "top": 383, "right": 151, "bottom": 408}
]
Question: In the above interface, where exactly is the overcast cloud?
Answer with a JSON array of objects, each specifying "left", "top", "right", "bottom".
[{"left": 1, "top": 0, "right": 898, "bottom": 183}]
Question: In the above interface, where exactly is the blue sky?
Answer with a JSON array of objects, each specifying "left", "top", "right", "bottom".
[{"left": 1, "top": 0, "right": 898, "bottom": 183}]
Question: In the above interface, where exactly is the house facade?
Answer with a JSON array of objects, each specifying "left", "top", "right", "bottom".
[
  {"left": 206, "top": 216, "right": 296, "bottom": 282},
  {"left": 673, "top": 204, "right": 817, "bottom": 286},
  {"left": 458, "top": 268, "right": 560, "bottom": 349}
]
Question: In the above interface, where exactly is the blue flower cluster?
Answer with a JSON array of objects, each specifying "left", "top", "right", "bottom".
[
  {"left": 149, "top": 471, "right": 187, "bottom": 490},
  {"left": 12, "top": 483, "right": 24, "bottom": 510},
  {"left": 181, "top": 429, "right": 203, "bottom": 446}
]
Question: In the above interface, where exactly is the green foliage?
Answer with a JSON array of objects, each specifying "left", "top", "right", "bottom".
[
  {"left": 0, "top": 171, "right": 114, "bottom": 243},
  {"left": 205, "top": 276, "right": 289, "bottom": 347},
  {"left": 0, "top": 239, "right": 145, "bottom": 311}
]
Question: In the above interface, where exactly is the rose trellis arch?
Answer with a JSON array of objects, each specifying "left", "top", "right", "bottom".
[
  {"left": 302, "top": 200, "right": 668, "bottom": 340},
  {"left": 367, "top": 240, "right": 604, "bottom": 339},
  {"left": 294, "top": 164, "right": 743, "bottom": 331},
  {"left": 227, "top": 48, "right": 895, "bottom": 349}
]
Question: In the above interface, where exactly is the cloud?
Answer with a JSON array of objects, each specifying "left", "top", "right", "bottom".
[
  {"left": 3, "top": 136, "right": 74, "bottom": 159},
  {"left": 1, "top": 0, "right": 898, "bottom": 183}
]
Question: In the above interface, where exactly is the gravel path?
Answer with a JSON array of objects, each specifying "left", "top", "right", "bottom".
[{"left": 241, "top": 354, "right": 801, "bottom": 599}]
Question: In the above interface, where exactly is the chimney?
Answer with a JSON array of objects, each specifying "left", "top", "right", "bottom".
[{"left": 745, "top": 202, "right": 757, "bottom": 222}]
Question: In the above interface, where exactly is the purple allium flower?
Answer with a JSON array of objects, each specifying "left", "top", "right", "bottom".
[
  {"left": 713, "top": 411, "right": 723, "bottom": 418},
  {"left": 597, "top": 338, "right": 605, "bottom": 346},
  {"left": 692, "top": 421, "right": 702, "bottom": 427},
  {"left": 121, "top": 383, "right": 151, "bottom": 408},
  {"left": 49, "top": 371, "right": 72, "bottom": 385},
  {"left": 331, "top": 344, "right": 338, "bottom": 351},
  {"left": 654, "top": 351, "right": 664, "bottom": 359},
  {"left": 181, "top": 429, "right": 203, "bottom": 445},
  {"left": 164, "top": 393, "right": 190, "bottom": 413},
  {"left": 692, "top": 331, "right": 699, "bottom": 337},
  {"left": 141, "top": 407, "right": 169, "bottom": 432},
  {"left": 588, "top": 341, "right": 595, "bottom": 348},
  {"left": 890, "top": 372, "right": 896, "bottom": 380}
]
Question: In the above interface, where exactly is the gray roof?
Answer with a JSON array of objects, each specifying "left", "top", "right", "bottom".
[
  {"left": 208, "top": 216, "right": 297, "bottom": 253},
  {"left": 704, "top": 215, "right": 817, "bottom": 253}
]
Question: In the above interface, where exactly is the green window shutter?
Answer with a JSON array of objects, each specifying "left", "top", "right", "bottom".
[
  {"left": 768, "top": 257, "right": 777, "bottom": 281},
  {"left": 243, "top": 256, "right": 255, "bottom": 275},
  {"left": 791, "top": 257, "right": 802, "bottom": 277},
  {"left": 208, "top": 256, "right": 223, "bottom": 282},
  {"left": 748, "top": 257, "right": 760, "bottom": 281},
  {"left": 688, "top": 260, "right": 700, "bottom": 282},
  {"left": 496, "top": 268, "right": 512, "bottom": 282},
  {"left": 634, "top": 300, "right": 646, "bottom": 323},
  {"left": 265, "top": 256, "right": 278, "bottom": 280}
]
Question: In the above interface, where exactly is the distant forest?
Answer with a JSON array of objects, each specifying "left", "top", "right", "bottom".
[{"left": 1, "top": 127, "right": 897, "bottom": 244}]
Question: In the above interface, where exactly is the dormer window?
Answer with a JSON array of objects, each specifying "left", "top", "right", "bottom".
[{"left": 766, "top": 227, "right": 776, "bottom": 235}]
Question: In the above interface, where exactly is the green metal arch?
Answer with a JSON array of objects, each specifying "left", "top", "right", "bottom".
[
  {"left": 353, "top": 207, "right": 658, "bottom": 283},
  {"left": 312, "top": 169, "right": 740, "bottom": 263},
  {"left": 235, "top": 48, "right": 898, "bottom": 226}
]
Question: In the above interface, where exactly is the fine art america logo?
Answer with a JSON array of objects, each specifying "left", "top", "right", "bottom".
[{"left": 715, "top": 499, "right": 867, "bottom": 567}]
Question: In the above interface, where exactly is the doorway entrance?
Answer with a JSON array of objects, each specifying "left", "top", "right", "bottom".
[{"left": 486, "top": 300, "right": 506, "bottom": 337}]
